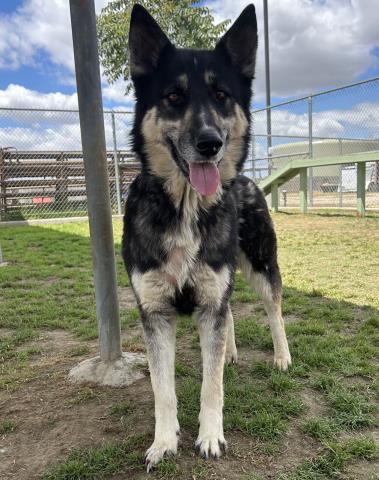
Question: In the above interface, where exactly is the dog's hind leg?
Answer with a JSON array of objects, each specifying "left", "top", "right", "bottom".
[
  {"left": 239, "top": 251, "right": 291, "bottom": 371},
  {"left": 225, "top": 304, "right": 238, "bottom": 364},
  {"left": 237, "top": 178, "right": 291, "bottom": 371}
]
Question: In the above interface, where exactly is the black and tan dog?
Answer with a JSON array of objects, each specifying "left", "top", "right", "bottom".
[{"left": 122, "top": 3, "right": 291, "bottom": 470}]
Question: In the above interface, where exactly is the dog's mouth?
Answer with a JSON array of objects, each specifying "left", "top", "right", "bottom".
[
  {"left": 188, "top": 162, "right": 220, "bottom": 197},
  {"left": 167, "top": 138, "right": 221, "bottom": 197}
]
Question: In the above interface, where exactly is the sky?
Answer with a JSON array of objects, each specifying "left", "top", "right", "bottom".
[{"left": 0, "top": 0, "right": 378, "bottom": 152}]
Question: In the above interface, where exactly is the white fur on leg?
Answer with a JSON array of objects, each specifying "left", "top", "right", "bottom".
[
  {"left": 263, "top": 300, "right": 291, "bottom": 371},
  {"left": 225, "top": 304, "right": 238, "bottom": 364},
  {"left": 196, "top": 407, "right": 227, "bottom": 458},
  {"left": 196, "top": 314, "right": 227, "bottom": 458},
  {"left": 238, "top": 252, "right": 291, "bottom": 371},
  {"left": 143, "top": 317, "right": 179, "bottom": 471}
]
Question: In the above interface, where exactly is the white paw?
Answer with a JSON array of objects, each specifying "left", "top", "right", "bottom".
[
  {"left": 225, "top": 347, "right": 238, "bottom": 364},
  {"left": 274, "top": 350, "right": 292, "bottom": 371},
  {"left": 145, "top": 436, "right": 178, "bottom": 472},
  {"left": 195, "top": 434, "right": 227, "bottom": 459}
]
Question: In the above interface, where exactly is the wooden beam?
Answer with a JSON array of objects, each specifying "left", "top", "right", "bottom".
[
  {"left": 271, "top": 182, "right": 279, "bottom": 212},
  {"left": 357, "top": 162, "right": 366, "bottom": 217},
  {"left": 258, "top": 150, "right": 379, "bottom": 196},
  {"left": 293, "top": 151, "right": 379, "bottom": 168},
  {"left": 299, "top": 168, "right": 308, "bottom": 213}
]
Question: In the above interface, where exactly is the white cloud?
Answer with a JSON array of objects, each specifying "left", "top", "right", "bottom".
[
  {"left": 0, "top": 1, "right": 73, "bottom": 71},
  {"left": 0, "top": 109, "right": 133, "bottom": 151},
  {"left": 0, "top": 0, "right": 132, "bottom": 106},
  {"left": 0, "top": 0, "right": 110, "bottom": 73},
  {"left": 0, "top": 83, "right": 132, "bottom": 112},
  {"left": 0, "top": 84, "right": 133, "bottom": 151},
  {"left": 0, "top": 84, "right": 78, "bottom": 110},
  {"left": 0, "top": 0, "right": 378, "bottom": 110},
  {"left": 101, "top": 78, "right": 134, "bottom": 107},
  {"left": 253, "top": 101, "right": 379, "bottom": 143},
  {"left": 210, "top": 0, "right": 379, "bottom": 100}
]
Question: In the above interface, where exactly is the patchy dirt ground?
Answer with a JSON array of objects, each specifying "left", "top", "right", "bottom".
[
  {"left": 1, "top": 297, "right": 377, "bottom": 480},
  {"left": 1, "top": 215, "right": 378, "bottom": 479},
  {"left": 0, "top": 329, "right": 303, "bottom": 480}
]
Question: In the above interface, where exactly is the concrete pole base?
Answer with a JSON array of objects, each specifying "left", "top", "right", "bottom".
[{"left": 68, "top": 352, "right": 146, "bottom": 387}]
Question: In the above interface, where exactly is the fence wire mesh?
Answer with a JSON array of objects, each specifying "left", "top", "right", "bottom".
[
  {"left": 250, "top": 77, "right": 379, "bottom": 210},
  {"left": 0, "top": 109, "right": 136, "bottom": 221},
  {"left": 1, "top": 78, "right": 378, "bottom": 221}
]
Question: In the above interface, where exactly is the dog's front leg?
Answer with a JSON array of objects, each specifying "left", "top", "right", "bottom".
[
  {"left": 142, "top": 312, "right": 179, "bottom": 471},
  {"left": 196, "top": 307, "right": 227, "bottom": 458}
]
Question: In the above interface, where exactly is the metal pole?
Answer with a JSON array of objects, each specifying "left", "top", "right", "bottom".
[
  {"left": 69, "top": 0, "right": 121, "bottom": 362},
  {"left": 263, "top": 0, "right": 272, "bottom": 172},
  {"left": 111, "top": 111, "right": 122, "bottom": 215},
  {"left": 308, "top": 96, "right": 313, "bottom": 207}
]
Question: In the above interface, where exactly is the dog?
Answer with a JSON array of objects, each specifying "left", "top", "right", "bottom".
[{"left": 122, "top": 3, "right": 291, "bottom": 471}]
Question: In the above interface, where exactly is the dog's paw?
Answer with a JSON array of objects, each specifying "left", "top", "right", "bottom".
[
  {"left": 195, "top": 434, "right": 227, "bottom": 459},
  {"left": 225, "top": 348, "right": 238, "bottom": 365},
  {"left": 145, "top": 438, "right": 178, "bottom": 472},
  {"left": 274, "top": 351, "right": 292, "bottom": 371}
]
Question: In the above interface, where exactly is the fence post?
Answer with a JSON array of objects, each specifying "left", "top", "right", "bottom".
[
  {"left": 111, "top": 111, "right": 122, "bottom": 215},
  {"left": 299, "top": 168, "right": 308, "bottom": 213},
  {"left": 308, "top": 96, "right": 313, "bottom": 207},
  {"left": 357, "top": 162, "right": 366, "bottom": 217},
  {"left": 338, "top": 139, "right": 343, "bottom": 207},
  {"left": 0, "top": 148, "right": 4, "bottom": 221},
  {"left": 271, "top": 182, "right": 279, "bottom": 213},
  {"left": 263, "top": 0, "right": 272, "bottom": 164}
]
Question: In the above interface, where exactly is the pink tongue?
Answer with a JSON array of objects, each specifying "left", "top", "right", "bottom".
[{"left": 189, "top": 162, "right": 220, "bottom": 197}]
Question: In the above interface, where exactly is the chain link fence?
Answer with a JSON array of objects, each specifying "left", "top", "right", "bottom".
[
  {"left": 1, "top": 77, "right": 378, "bottom": 221},
  {"left": 0, "top": 109, "right": 137, "bottom": 221},
  {"left": 250, "top": 77, "right": 379, "bottom": 210}
]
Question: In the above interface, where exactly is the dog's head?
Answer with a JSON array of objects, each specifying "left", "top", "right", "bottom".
[{"left": 129, "top": 4, "right": 257, "bottom": 198}]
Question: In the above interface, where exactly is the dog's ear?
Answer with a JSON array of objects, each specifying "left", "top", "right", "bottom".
[
  {"left": 216, "top": 4, "right": 258, "bottom": 79},
  {"left": 129, "top": 4, "right": 172, "bottom": 77}
]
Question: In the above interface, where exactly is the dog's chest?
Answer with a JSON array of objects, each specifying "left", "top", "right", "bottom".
[
  {"left": 161, "top": 189, "right": 202, "bottom": 290},
  {"left": 162, "top": 219, "right": 200, "bottom": 290}
]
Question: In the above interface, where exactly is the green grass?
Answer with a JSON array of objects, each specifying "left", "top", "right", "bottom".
[
  {"left": 43, "top": 434, "right": 147, "bottom": 480},
  {"left": 1, "top": 212, "right": 378, "bottom": 479},
  {"left": 0, "top": 420, "right": 16, "bottom": 435},
  {"left": 278, "top": 436, "right": 377, "bottom": 479},
  {"left": 109, "top": 400, "right": 134, "bottom": 417},
  {"left": 65, "top": 387, "right": 98, "bottom": 407}
]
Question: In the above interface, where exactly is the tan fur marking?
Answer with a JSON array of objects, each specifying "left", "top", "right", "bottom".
[
  {"left": 219, "top": 104, "right": 248, "bottom": 183},
  {"left": 193, "top": 264, "right": 230, "bottom": 309},
  {"left": 204, "top": 70, "right": 216, "bottom": 85},
  {"left": 141, "top": 107, "right": 177, "bottom": 180},
  {"left": 177, "top": 74, "right": 188, "bottom": 90},
  {"left": 132, "top": 270, "right": 176, "bottom": 313},
  {"left": 141, "top": 106, "right": 229, "bottom": 210}
]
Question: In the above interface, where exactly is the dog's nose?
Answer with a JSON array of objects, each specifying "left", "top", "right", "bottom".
[{"left": 196, "top": 129, "right": 223, "bottom": 157}]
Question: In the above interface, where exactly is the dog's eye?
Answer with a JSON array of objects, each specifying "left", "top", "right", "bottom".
[
  {"left": 215, "top": 90, "right": 227, "bottom": 102},
  {"left": 167, "top": 92, "right": 183, "bottom": 104}
]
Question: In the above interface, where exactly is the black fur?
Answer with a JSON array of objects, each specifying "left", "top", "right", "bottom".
[
  {"left": 122, "top": 3, "right": 280, "bottom": 318},
  {"left": 122, "top": 5, "right": 291, "bottom": 467}
]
